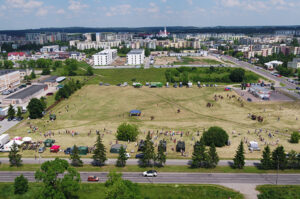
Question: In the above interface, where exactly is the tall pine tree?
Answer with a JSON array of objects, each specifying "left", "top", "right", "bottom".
[
  {"left": 156, "top": 141, "right": 166, "bottom": 167},
  {"left": 9, "top": 143, "right": 22, "bottom": 167},
  {"left": 92, "top": 134, "right": 107, "bottom": 166},
  {"left": 233, "top": 141, "right": 245, "bottom": 169},
  {"left": 141, "top": 132, "right": 155, "bottom": 167},
  {"left": 8, "top": 104, "right": 15, "bottom": 119},
  {"left": 207, "top": 143, "right": 219, "bottom": 168},
  {"left": 260, "top": 145, "right": 272, "bottom": 170},
  {"left": 191, "top": 137, "right": 207, "bottom": 168},
  {"left": 70, "top": 145, "right": 83, "bottom": 167},
  {"left": 272, "top": 146, "right": 287, "bottom": 170},
  {"left": 116, "top": 145, "right": 127, "bottom": 167}
]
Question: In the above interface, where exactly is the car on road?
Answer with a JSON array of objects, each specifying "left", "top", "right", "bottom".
[
  {"left": 135, "top": 153, "right": 144, "bottom": 159},
  {"left": 143, "top": 170, "right": 157, "bottom": 177},
  {"left": 87, "top": 176, "right": 99, "bottom": 182},
  {"left": 296, "top": 87, "right": 300, "bottom": 90},
  {"left": 38, "top": 146, "right": 45, "bottom": 153}
]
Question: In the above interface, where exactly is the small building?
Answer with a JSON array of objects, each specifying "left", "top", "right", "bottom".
[
  {"left": 8, "top": 52, "right": 26, "bottom": 61},
  {"left": 264, "top": 60, "right": 283, "bottom": 70},
  {"left": 130, "top": 110, "right": 141, "bottom": 116},
  {"left": 3, "top": 84, "right": 48, "bottom": 105},
  {"left": 39, "top": 76, "right": 58, "bottom": 87},
  {"left": 110, "top": 144, "right": 127, "bottom": 153},
  {"left": 40, "top": 45, "right": 59, "bottom": 53}
]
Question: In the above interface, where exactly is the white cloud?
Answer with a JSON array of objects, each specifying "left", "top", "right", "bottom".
[
  {"left": 36, "top": 7, "right": 48, "bottom": 16},
  {"left": 220, "top": 0, "right": 241, "bottom": 7},
  {"left": 148, "top": 2, "right": 159, "bottom": 13},
  {"left": 5, "top": 0, "right": 43, "bottom": 9},
  {"left": 186, "top": 0, "right": 193, "bottom": 5},
  {"left": 56, "top": 9, "right": 65, "bottom": 14},
  {"left": 105, "top": 4, "right": 131, "bottom": 17},
  {"left": 68, "top": 0, "right": 88, "bottom": 11}
]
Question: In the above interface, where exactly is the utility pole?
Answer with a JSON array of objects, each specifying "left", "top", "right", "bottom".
[{"left": 276, "top": 155, "right": 279, "bottom": 185}]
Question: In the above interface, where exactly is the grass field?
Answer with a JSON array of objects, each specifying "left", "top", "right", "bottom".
[
  {"left": 6, "top": 85, "right": 300, "bottom": 159},
  {"left": 256, "top": 185, "right": 300, "bottom": 199},
  {"left": 0, "top": 183, "right": 244, "bottom": 199},
  {"left": 1, "top": 164, "right": 300, "bottom": 173}
]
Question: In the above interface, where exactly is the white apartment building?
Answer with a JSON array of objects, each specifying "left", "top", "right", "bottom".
[
  {"left": 0, "top": 70, "right": 21, "bottom": 92},
  {"left": 127, "top": 49, "right": 145, "bottom": 65},
  {"left": 93, "top": 49, "right": 117, "bottom": 66},
  {"left": 40, "top": 45, "right": 60, "bottom": 53},
  {"left": 76, "top": 41, "right": 121, "bottom": 50}
]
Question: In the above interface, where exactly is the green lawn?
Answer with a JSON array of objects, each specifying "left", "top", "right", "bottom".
[
  {"left": 0, "top": 183, "right": 244, "bottom": 199},
  {"left": 1, "top": 164, "right": 300, "bottom": 174},
  {"left": 256, "top": 185, "right": 300, "bottom": 199}
]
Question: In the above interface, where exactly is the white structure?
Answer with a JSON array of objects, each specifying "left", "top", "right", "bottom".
[
  {"left": 127, "top": 49, "right": 145, "bottom": 65},
  {"left": 93, "top": 49, "right": 117, "bottom": 66},
  {"left": 76, "top": 41, "right": 121, "bottom": 50},
  {"left": 264, "top": 60, "right": 283, "bottom": 70},
  {"left": 248, "top": 86, "right": 271, "bottom": 100},
  {"left": 40, "top": 45, "right": 59, "bottom": 53},
  {"left": 0, "top": 70, "right": 21, "bottom": 92},
  {"left": 169, "top": 51, "right": 208, "bottom": 57},
  {"left": 288, "top": 58, "right": 300, "bottom": 69}
]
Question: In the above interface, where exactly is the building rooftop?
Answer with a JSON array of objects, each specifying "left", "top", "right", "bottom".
[
  {"left": 6, "top": 84, "right": 47, "bottom": 100},
  {"left": 40, "top": 76, "right": 58, "bottom": 83},
  {"left": 127, "top": 49, "right": 144, "bottom": 55},
  {"left": 0, "top": 70, "right": 18, "bottom": 76}
]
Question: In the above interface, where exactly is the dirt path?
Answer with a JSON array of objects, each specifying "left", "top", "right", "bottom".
[{"left": 220, "top": 183, "right": 260, "bottom": 199}]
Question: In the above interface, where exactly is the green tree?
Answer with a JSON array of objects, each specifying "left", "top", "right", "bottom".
[
  {"left": 14, "top": 174, "right": 28, "bottom": 194},
  {"left": 28, "top": 60, "right": 36, "bottom": 68},
  {"left": 290, "top": 132, "right": 299, "bottom": 143},
  {"left": 260, "top": 145, "right": 272, "bottom": 170},
  {"left": 287, "top": 150, "right": 299, "bottom": 169},
  {"left": 27, "top": 98, "right": 44, "bottom": 119},
  {"left": 7, "top": 104, "right": 15, "bottom": 119},
  {"left": 92, "top": 134, "right": 107, "bottom": 166},
  {"left": 0, "top": 60, "right": 3, "bottom": 68},
  {"left": 145, "top": 48, "right": 150, "bottom": 57},
  {"left": 16, "top": 107, "right": 22, "bottom": 118},
  {"left": 4, "top": 60, "right": 13, "bottom": 69},
  {"left": 291, "top": 38, "right": 299, "bottom": 47},
  {"left": 229, "top": 68, "right": 245, "bottom": 82},
  {"left": 141, "top": 132, "right": 155, "bottom": 167},
  {"left": 206, "top": 143, "right": 219, "bottom": 168},
  {"left": 298, "top": 70, "right": 300, "bottom": 81},
  {"left": 272, "top": 146, "right": 287, "bottom": 170},
  {"left": 156, "top": 141, "right": 166, "bottom": 167},
  {"left": 191, "top": 137, "right": 207, "bottom": 168},
  {"left": 116, "top": 123, "right": 139, "bottom": 141},
  {"left": 105, "top": 172, "right": 142, "bottom": 199},
  {"left": 41, "top": 68, "right": 51, "bottom": 75},
  {"left": 202, "top": 126, "right": 229, "bottom": 147},
  {"left": 70, "top": 145, "right": 83, "bottom": 167},
  {"left": 8, "top": 143, "right": 22, "bottom": 167},
  {"left": 30, "top": 71, "right": 36, "bottom": 79},
  {"left": 40, "top": 97, "right": 47, "bottom": 110},
  {"left": 35, "top": 158, "right": 81, "bottom": 199},
  {"left": 116, "top": 145, "right": 127, "bottom": 167},
  {"left": 233, "top": 141, "right": 245, "bottom": 169},
  {"left": 86, "top": 66, "right": 94, "bottom": 76}
]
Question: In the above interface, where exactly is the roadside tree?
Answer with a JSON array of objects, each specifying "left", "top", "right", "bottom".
[
  {"left": 9, "top": 143, "right": 22, "bottom": 167},
  {"left": 272, "top": 146, "right": 287, "bottom": 170},
  {"left": 206, "top": 143, "right": 219, "bottom": 168},
  {"left": 14, "top": 174, "right": 28, "bottom": 194},
  {"left": 7, "top": 104, "right": 15, "bottom": 119},
  {"left": 16, "top": 107, "right": 22, "bottom": 118},
  {"left": 233, "top": 141, "right": 245, "bottom": 169},
  {"left": 191, "top": 137, "right": 207, "bottom": 168},
  {"left": 141, "top": 132, "right": 155, "bottom": 167},
  {"left": 35, "top": 158, "right": 81, "bottom": 199},
  {"left": 70, "top": 145, "right": 83, "bottom": 167},
  {"left": 92, "top": 134, "right": 107, "bottom": 166},
  {"left": 260, "top": 145, "right": 272, "bottom": 170},
  {"left": 156, "top": 141, "right": 166, "bottom": 167},
  {"left": 116, "top": 145, "right": 127, "bottom": 167}
]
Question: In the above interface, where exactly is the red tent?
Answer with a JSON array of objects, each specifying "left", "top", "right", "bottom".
[{"left": 50, "top": 145, "right": 60, "bottom": 152}]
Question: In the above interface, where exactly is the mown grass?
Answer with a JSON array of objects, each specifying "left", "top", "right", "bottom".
[
  {"left": 256, "top": 185, "right": 300, "bottom": 199},
  {"left": 0, "top": 183, "right": 244, "bottom": 199},
  {"left": 1, "top": 164, "right": 300, "bottom": 174}
]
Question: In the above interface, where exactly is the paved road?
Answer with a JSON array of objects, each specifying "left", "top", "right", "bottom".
[
  {"left": 220, "top": 55, "right": 300, "bottom": 100},
  {"left": 1, "top": 171, "right": 299, "bottom": 184},
  {"left": 0, "top": 158, "right": 260, "bottom": 166},
  {"left": 0, "top": 120, "right": 19, "bottom": 135}
]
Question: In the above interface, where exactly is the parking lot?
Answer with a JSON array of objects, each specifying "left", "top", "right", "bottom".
[{"left": 234, "top": 88, "right": 294, "bottom": 102}]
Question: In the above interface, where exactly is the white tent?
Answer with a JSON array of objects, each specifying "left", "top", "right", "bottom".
[
  {"left": 2, "top": 140, "right": 23, "bottom": 152},
  {"left": 23, "top": 137, "right": 32, "bottom": 142},
  {"left": 249, "top": 141, "right": 260, "bottom": 151}
]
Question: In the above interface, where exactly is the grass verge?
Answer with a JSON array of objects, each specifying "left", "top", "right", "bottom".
[
  {"left": 256, "top": 185, "right": 300, "bottom": 199},
  {"left": 0, "top": 183, "right": 244, "bottom": 199}
]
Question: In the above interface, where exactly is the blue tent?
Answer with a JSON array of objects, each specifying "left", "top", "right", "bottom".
[{"left": 130, "top": 110, "right": 141, "bottom": 116}]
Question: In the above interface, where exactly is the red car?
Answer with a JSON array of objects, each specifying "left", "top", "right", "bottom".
[
  {"left": 87, "top": 176, "right": 99, "bottom": 182},
  {"left": 46, "top": 92, "right": 54, "bottom": 96}
]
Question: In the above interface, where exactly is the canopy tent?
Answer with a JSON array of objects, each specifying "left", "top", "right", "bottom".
[
  {"left": 22, "top": 137, "right": 32, "bottom": 142},
  {"left": 110, "top": 144, "right": 127, "bottom": 153},
  {"left": 50, "top": 145, "right": 60, "bottom": 152},
  {"left": 13, "top": 137, "right": 22, "bottom": 140},
  {"left": 129, "top": 110, "right": 141, "bottom": 116}
]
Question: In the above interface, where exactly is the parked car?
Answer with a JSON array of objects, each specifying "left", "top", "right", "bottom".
[
  {"left": 46, "top": 92, "right": 54, "bottom": 96},
  {"left": 296, "top": 87, "right": 300, "bottom": 90},
  {"left": 38, "top": 146, "right": 45, "bottom": 153},
  {"left": 143, "top": 170, "right": 157, "bottom": 177},
  {"left": 64, "top": 147, "right": 72, "bottom": 155},
  {"left": 0, "top": 116, "right": 5, "bottom": 121},
  {"left": 17, "top": 117, "right": 23, "bottom": 121},
  {"left": 135, "top": 153, "right": 144, "bottom": 159},
  {"left": 7, "top": 117, "right": 13, "bottom": 121},
  {"left": 2, "top": 90, "right": 10, "bottom": 95},
  {"left": 87, "top": 176, "right": 99, "bottom": 182},
  {"left": 247, "top": 98, "right": 252, "bottom": 102}
]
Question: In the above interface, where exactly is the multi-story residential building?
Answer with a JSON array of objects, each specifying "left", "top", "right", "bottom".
[
  {"left": 93, "top": 49, "right": 117, "bottom": 66},
  {"left": 288, "top": 58, "right": 300, "bottom": 69},
  {"left": 127, "top": 49, "right": 145, "bottom": 65},
  {"left": 76, "top": 41, "right": 121, "bottom": 50},
  {"left": 0, "top": 70, "right": 20, "bottom": 92},
  {"left": 40, "top": 45, "right": 60, "bottom": 53}
]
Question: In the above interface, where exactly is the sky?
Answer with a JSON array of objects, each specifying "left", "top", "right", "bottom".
[{"left": 0, "top": 0, "right": 300, "bottom": 30}]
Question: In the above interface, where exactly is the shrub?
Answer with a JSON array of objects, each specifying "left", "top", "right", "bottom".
[
  {"left": 202, "top": 126, "right": 229, "bottom": 147},
  {"left": 290, "top": 132, "right": 299, "bottom": 143},
  {"left": 116, "top": 123, "right": 139, "bottom": 141},
  {"left": 14, "top": 174, "right": 28, "bottom": 194},
  {"left": 229, "top": 68, "right": 245, "bottom": 82}
]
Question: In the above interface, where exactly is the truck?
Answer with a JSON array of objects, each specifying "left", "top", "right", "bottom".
[{"left": 0, "top": 134, "right": 10, "bottom": 148}]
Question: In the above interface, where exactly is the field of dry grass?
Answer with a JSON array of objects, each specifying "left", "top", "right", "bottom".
[{"left": 5, "top": 85, "right": 300, "bottom": 159}]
